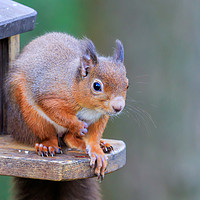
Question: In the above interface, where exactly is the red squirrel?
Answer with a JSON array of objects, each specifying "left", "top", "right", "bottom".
[{"left": 5, "top": 32, "right": 128, "bottom": 182}]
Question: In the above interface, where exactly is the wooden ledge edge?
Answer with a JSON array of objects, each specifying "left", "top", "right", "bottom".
[{"left": 0, "top": 136, "right": 126, "bottom": 181}]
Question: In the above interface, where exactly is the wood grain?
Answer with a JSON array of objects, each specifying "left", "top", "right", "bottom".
[
  {"left": 0, "top": 135, "right": 126, "bottom": 181},
  {"left": 8, "top": 34, "right": 20, "bottom": 63}
]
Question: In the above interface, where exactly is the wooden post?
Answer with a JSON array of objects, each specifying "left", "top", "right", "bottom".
[
  {"left": 8, "top": 35, "right": 20, "bottom": 63},
  {"left": 0, "top": 35, "right": 20, "bottom": 135},
  {"left": 0, "top": 37, "right": 9, "bottom": 135},
  {"left": 0, "top": 0, "right": 36, "bottom": 135}
]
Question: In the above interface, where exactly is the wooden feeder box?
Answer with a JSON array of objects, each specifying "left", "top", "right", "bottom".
[{"left": 0, "top": 0, "right": 126, "bottom": 181}]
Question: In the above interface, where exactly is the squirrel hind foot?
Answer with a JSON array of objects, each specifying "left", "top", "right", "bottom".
[
  {"left": 35, "top": 143, "right": 62, "bottom": 157},
  {"left": 100, "top": 140, "right": 114, "bottom": 154}
]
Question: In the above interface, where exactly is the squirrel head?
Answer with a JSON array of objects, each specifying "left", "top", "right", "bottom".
[{"left": 75, "top": 38, "right": 128, "bottom": 116}]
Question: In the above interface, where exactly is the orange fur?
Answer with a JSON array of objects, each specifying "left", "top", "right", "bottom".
[
  {"left": 83, "top": 115, "right": 109, "bottom": 177},
  {"left": 37, "top": 97, "right": 85, "bottom": 135},
  {"left": 64, "top": 133, "right": 86, "bottom": 151},
  {"left": 13, "top": 78, "right": 56, "bottom": 141},
  {"left": 85, "top": 115, "right": 109, "bottom": 143}
]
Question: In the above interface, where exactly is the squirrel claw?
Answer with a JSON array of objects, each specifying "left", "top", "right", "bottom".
[
  {"left": 96, "top": 174, "right": 104, "bottom": 183},
  {"left": 101, "top": 174, "right": 104, "bottom": 181},
  {"left": 48, "top": 146, "right": 55, "bottom": 157},
  {"left": 44, "top": 151, "right": 48, "bottom": 157},
  {"left": 90, "top": 163, "right": 95, "bottom": 169},
  {"left": 100, "top": 141, "right": 114, "bottom": 153},
  {"left": 89, "top": 147, "right": 107, "bottom": 181},
  {"left": 79, "top": 121, "right": 88, "bottom": 137},
  {"left": 54, "top": 147, "right": 62, "bottom": 154},
  {"left": 96, "top": 173, "right": 104, "bottom": 183},
  {"left": 90, "top": 153, "right": 97, "bottom": 168},
  {"left": 79, "top": 130, "right": 87, "bottom": 136},
  {"left": 82, "top": 121, "right": 88, "bottom": 129}
]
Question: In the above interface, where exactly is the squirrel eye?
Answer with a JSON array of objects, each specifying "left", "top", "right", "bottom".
[
  {"left": 93, "top": 82, "right": 102, "bottom": 91},
  {"left": 91, "top": 79, "right": 103, "bottom": 94}
]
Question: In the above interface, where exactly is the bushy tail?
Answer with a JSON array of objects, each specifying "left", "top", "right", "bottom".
[{"left": 12, "top": 177, "right": 101, "bottom": 200}]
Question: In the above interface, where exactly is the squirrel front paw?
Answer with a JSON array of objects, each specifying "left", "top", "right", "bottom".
[
  {"left": 87, "top": 144, "right": 107, "bottom": 180},
  {"left": 76, "top": 121, "right": 88, "bottom": 137}
]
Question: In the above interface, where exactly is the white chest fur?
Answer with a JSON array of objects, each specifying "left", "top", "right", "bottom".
[{"left": 76, "top": 108, "right": 103, "bottom": 126}]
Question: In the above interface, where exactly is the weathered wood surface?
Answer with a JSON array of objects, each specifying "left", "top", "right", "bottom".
[
  {"left": 0, "top": 0, "right": 37, "bottom": 39},
  {"left": 8, "top": 34, "right": 20, "bottom": 62},
  {"left": 0, "top": 35, "right": 20, "bottom": 135},
  {"left": 0, "top": 136, "right": 126, "bottom": 181}
]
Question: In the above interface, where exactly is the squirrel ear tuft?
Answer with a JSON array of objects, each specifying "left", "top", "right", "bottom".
[
  {"left": 80, "top": 38, "right": 98, "bottom": 79},
  {"left": 113, "top": 39, "right": 124, "bottom": 63},
  {"left": 84, "top": 38, "right": 98, "bottom": 65}
]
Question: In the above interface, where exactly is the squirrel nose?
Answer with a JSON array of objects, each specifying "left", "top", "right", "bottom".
[
  {"left": 111, "top": 96, "right": 125, "bottom": 114},
  {"left": 112, "top": 105, "right": 122, "bottom": 113}
]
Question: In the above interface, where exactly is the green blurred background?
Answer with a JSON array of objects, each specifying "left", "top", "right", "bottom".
[{"left": 1, "top": 0, "right": 200, "bottom": 199}]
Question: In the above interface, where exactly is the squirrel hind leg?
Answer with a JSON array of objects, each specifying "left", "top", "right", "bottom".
[
  {"left": 63, "top": 133, "right": 86, "bottom": 152},
  {"left": 35, "top": 137, "right": 62, "bottom": 157}
]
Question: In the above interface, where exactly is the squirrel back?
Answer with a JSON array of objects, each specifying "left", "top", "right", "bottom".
[{"left": 8, "top": 33, "right": 84, "bottom": 100}]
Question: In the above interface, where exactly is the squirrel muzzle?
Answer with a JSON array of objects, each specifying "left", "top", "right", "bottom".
[{"left": 109, "top": 96, "right": 125, "bottom": 115}]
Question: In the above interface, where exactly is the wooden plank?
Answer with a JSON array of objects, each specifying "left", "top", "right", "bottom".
[
  {"left": 0, "top": 0, "right": 37, "bottom": 39},
  {"left": 0, "top": 136, "right": 126, "bottom": 181}
]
